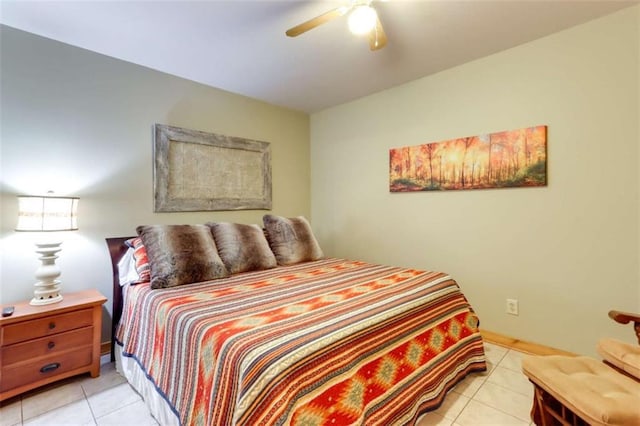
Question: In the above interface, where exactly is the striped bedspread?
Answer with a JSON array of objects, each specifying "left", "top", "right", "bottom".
[{"left": 116, "top": 258, "right": 486, "bottom": 425}]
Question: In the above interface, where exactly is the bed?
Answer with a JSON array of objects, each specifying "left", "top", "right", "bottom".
[{"left": 107, "top": 217, "right": 486, "bottom": 425}]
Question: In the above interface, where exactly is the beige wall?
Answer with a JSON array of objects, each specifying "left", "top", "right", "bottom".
[
  {"left": 0, "top": 26, "right": 311, "bottom": 329},
  {"left": 2, "top": 7, "right": 638, "bottom": 356},
  {"left": 311, "top": 6, "right": 640, "bottom": 356}
]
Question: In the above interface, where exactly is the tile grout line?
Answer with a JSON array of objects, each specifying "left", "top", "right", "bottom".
[
  {"left": 91, "top": 388, "right": 145, "bottom": 423},
  {"left": 469, "top": 397, "right": 529, "bottom": 425},
  {"left": 451, "top": 348, "right": 531, "bottom": 425},
  {"left": 472, "top": 380, "right": 533, "bottom": 423},
  {"left": 483, "top": 349, "right": 535, "bottom": 423},
  {"left": 450, "top": 365, "right": 492, "bottom": 425},
  {"left": 483, "top": 374, "right": 533, "bottom": 399},
  {"left": 492, "top": 350, "right": 535, "bottom": 399},
  {"left": 81, "top": 383, "right": 98, "bottom": 425},
  {"left": 450, "top": 392, "right": 473, "bottom": 425}
]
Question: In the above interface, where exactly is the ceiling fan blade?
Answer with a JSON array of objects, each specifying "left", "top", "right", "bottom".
[
  {"left": 286, "top": 6, "right": 351, "bottom": 37},
  {"left": 368, "top": 15, "right": 387, "bottom": 50}
]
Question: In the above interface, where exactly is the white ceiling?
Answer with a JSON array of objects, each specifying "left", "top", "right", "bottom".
[{"left": 1, "top": 0, "right": 637, "bottom": 113}]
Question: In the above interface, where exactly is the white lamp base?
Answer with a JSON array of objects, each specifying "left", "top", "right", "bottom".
[{"left": 30, "top": 242, "right": 64, "bottom": 306}]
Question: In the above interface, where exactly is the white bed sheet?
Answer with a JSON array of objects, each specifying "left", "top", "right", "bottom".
[{"left": 115, "top": 344, "right": 180, "bottom": 426}]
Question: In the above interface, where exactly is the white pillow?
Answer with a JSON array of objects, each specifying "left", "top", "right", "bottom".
[{"left": 117, "top": 247, "right": 140, "bottom": 286}]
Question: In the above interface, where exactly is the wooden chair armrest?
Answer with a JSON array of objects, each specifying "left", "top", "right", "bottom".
[
  {"left": 609, "top": 310, "right": 640, "bottom": 345},
  {"left": 608, "top": 310, "right": 640, "bottom": 325}
]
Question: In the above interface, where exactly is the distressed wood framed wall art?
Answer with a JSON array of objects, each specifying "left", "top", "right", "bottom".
[{"left": 154, "top": 124, "right": 272, "bottom": 212}]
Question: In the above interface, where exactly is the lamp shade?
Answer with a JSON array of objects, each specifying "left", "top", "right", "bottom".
[{"left": 16, "top": 195, "right": 79, "bottom": 232}]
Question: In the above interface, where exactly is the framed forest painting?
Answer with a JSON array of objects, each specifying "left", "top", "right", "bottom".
[{"left": 389, "top": 125, "right": 547, "bottom": 192}]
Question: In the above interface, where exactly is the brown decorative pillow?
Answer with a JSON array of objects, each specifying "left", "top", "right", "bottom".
[
  {"left": 262, "top": 215, "right": 324, "bottom": 266},
  {"left": 207, "top": 222, "right": 277, "bottom": 274},
  {"left": 136, "top": 224, "right": 229, "bottom": 289}
]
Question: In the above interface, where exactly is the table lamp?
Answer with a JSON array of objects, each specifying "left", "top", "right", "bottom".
[{"left": 15, "top": 195, "right": 79, "bottom": 305}]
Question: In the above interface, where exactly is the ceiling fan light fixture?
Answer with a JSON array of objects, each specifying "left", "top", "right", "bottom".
[{"left": 348, "top": 5, "right": 377, "bottom": 35}]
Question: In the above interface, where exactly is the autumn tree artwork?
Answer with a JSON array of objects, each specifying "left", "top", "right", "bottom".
[{"left": 389, "top": 125, "right": 547, "bottom": 192}]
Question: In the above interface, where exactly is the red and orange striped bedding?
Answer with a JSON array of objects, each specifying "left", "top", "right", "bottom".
[{"left": 116, "top": 258, "right": 486, "bottom": 425}]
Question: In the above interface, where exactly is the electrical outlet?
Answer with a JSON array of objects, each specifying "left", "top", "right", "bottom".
[{"left": 506, "top": 299, "right": 519, "bottom": 316}]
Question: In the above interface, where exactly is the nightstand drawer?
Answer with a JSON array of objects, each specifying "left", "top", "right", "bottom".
[
  {"left": 0, "top": 346, "right": 93, "bottom": 392},
  {"left": 1, "top": 308, "right": 93, "bottom": 345},
  {"left": 1, "top": 327, "right": 93, "bottom": 366}
]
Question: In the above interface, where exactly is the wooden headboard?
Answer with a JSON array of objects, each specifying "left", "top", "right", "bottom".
[{"left": 106, "top": 236, "right": 134, "bottom": 361}]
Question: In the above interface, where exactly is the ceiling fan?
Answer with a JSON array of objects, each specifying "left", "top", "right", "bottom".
[{"left": 285, "top": 1, "right": 388, "bottom": 51}]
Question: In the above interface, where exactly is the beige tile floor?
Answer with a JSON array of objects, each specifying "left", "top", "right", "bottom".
[
  {"left": 416, "top": 342, "right": 534, "bottom": 426},
  {"left": 1, "top": 343, "right": 534, "bottom": 426}
]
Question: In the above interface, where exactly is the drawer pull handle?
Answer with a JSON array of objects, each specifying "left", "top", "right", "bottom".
[
  {"left": 48, "top": 322, "right": 56, "bottom": 330},
  {"left": 48, "top": 341, "right": 55, "bottom": 349},
  {"left": 40, "top": 363, "right": 60, "bottom": 373}
]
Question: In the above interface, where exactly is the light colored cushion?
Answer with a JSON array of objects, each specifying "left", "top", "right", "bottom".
[
  {"left": 137, "top": 224, "right": 229, "bottom": 289},
  {"left": 117, "top": 248, "right": 139, "bottom": 286},
  {"left": 263, "top": 215, "right": 324, "bottom": 265},
  {"left": 207, "top": 222, "right": 277, "bottom": 274},
  {"left": 597, "top": 338, "right": 640, "bottom": 379},
  {"left": 522, "top": 355, "right": 640, "bottom": 426}
]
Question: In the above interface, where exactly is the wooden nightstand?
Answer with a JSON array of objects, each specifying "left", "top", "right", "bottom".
[{"left": 0, "top": 289, "right": 107, "bottom": 401}]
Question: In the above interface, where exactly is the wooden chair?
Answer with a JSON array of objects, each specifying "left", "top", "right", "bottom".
[
  {"left": 521, "top": 311, "right": 640, "bottom": 425},
  {"left": 606, "top": 311, "right": 640, "bottom": 345},
  {"left": 597, "top": 311, "right": 640, "bottom": 380}
]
